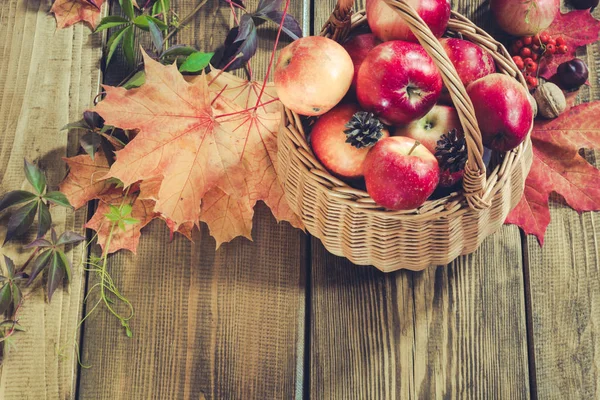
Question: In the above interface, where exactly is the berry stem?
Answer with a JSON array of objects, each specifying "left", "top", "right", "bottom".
[
  {"left": 254, "top": 0, "right": 290, "bottom": 110},
  {"left": 408, "top": 140, "right": 421, "bottom": 156}
]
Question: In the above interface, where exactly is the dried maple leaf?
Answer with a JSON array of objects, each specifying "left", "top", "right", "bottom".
[
  {"left": 539, "top": 10, "right": 600, "bottom": 80},
  {"left": 85, "top": 189, "right": 155, "bottom": 254},
  {"left": 51, "top": 0, "right": 105, "bottom": 29},
  {"left": 92, "top": 52, "right": 302, "bottom": 247},
  {"left": 200, "top": 69, "right": 303, "bottom": 246},
  {"left": 93, "top": 52, "right": 242, "bottom": 231},
  {"left": 505, "top": 102, "right": 600, "bottom": 244},
  {"left": 59, "top": 151, "right": 110, "bottom": 209}
]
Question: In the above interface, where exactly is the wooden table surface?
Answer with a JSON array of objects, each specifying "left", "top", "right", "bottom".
[{"left": 0, "top": 0, "right": 599, "bottom": 399}]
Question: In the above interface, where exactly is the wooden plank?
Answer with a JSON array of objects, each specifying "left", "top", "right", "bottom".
[
  {"left": 525, "top": 8, "right": 600, "bottom": 396},
  {"left": 310, "top": 1, "right": 530, "bottom": 398},
  {"left": 77, "top": 1, "right": 308, "bottom": 399},
  {"left": 0, "top": 1, "right": 103, "bottom": 399}
]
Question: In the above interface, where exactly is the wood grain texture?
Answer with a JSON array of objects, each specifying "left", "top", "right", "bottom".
[
  {"left": 310, "top": 1, "right": 530, "bottom": 398},
  {"left": 0, "top": 0, "right": 103, "bottom": 399},
  {"left": 525, "top": 6, "right": 600, "bottom": 397},
  {"left": 78, "top": 1, "right": 308, "bottom": 399}
]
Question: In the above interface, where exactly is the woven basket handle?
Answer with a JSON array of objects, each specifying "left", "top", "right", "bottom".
[{"left": 325, "top": 0, "right": 490, "bottom": 211}]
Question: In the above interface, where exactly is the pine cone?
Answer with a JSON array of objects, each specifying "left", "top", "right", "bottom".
[
  {"left": 435, "top": 129, "right": 467, "bottom": 173},
  {"left": 344, "top": 111, "right": 384, "bottom": 149}
]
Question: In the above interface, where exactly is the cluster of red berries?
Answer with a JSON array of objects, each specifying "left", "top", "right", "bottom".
[{"left": 509, "top": 33, "right": 569, "bottom": 89}]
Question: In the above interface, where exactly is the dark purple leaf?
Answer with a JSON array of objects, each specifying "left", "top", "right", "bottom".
[
  {"left": 264, "top": 11, "right": 302, "bottom": 40},
  {"left": 222, "top": 0, "right": 245, "bottom": 8},
  {"left": 3, "top": 256, "right": 15, "bottom": 278},
  {"left": 14, "top": 272, "right": 29, "bottom": 281},
  {"left": 46, "top": 252, "right": 66, "bottom": 302},
  {"left": 84, "top": 0, "right": 101, "bottom": 10},
  {"left": 37, "top": 202, "right": 51, "bottom": 239},
  {"left": 24, "top": 160, "right": 46, "bottom": 195},
  {"left": 56, "top": 231, "right": 85, "bottom": 246},
  {"left": 83, "top": 111, "right": 104, "bottom": 129},
  {"left": 80, "top": 132, "right": 101, "bottom": 159},
  {"left": 0, "top": 284, "right": 11, "bottom": 314},
  {"left": 25, "top": 238, "right": 52, "bottom": 248},
  {"left": 213, "top": 25, "right": 258, "bottom": 71},
  {"left": 235, "top": 14, "right": 255, "bottom": 42},
  {"left": 27, "top": 249, "right": 53, "bottom": 285},
  {"left": 56, "top": 250, "right": 72, "bottom": 282},
  {"left": 61, "top": 119, "right": 90, "bottom": 131},
  {"left": 4, "top": 201, "right": 38, "bottom": 244},
  {"left": 50, "top": 228, "right": 58, "bottom": 244},
  {"left": 256, "top": 0, "right": 282, "bottom": 14},
  {"left": 0, "top": 191, "right": 36, "bottom": 213}
]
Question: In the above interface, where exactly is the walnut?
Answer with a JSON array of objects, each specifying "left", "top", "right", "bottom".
[{"left": 533, "top": 82, "right": 567, "bottom": 119}]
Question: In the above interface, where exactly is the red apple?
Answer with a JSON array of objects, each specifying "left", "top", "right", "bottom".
[
  {"left": 366, "top": 0, "right": 451, "bottom": 42},
  {"left": 467, "top": 73, "right": 533, "bottom": 152},
  {"left": 274, "top": 36, "right": 354, "bottom": 116},
  {"left": 394, "top": 105, "right": 462, "bottom": 154},
  {"left": 491, "top": 0, "right": 559, "bottom": 36},
  {"left": 363, "top": 137, "right": 440, "bottom": 210},
  {"left": 440, "top": 38, "right": 496, "bottom": 87},
  {"left": 310, "top": 104, "right": 389, "bottom": 180},
  {"left": 356, "top": 41, "right": 443, "bottom": 125},
  {"left": 342, "top": 34, "right": 381, "bottom": 91}
]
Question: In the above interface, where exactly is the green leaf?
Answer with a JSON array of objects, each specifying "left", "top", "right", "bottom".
[
  {"left": 95, "top": 16, "right": 131, "bottom": 32},
  {"left": 28, "top": 249, "right": 53, "bottom": 285},
  {"left": 11, "top": 285, "right": 22, "bottom": 309},
  {"left": 133, "top": 15, "right": 168, "bottom": 31},
  {"left": 56, "top": 231, "right": 85, "bottom": 246},
  {"left": 122, "top": 25, "right": 136, "bottom": 67},
  {"left": 118, "top": 220, "right": 126, "bottom": 232},
  {"left": 4, "top": 201, "right": 38, "bottom": 244},
  {"left": 0, "top": 191, "right": 36, "bottom": 213},
  {"left": 106, "top": 25, "right": 129, "bottom": 66},
  {"left": 80, "top": 132, "right": 100, "bottom": 159},
  {"left": 61, "top": 119, "right": 90, "bottom": 131},
  {"left": 0, "top": 284, "right": 11, "bottom": 314},
  {"left": 24, "top": 160, "right": 46, "bottom": 195},
  {"left": 179, "top": 52, "right": 214, "bottom": 73},
  {"left": 56, "top": 250, "right": 71, "bottom": 283},
  {"left": 26, "top": 238, "right": 52, "bottom": 248},
  {"left": 152, "top": 0, "right": 170, "bottom": 16},
  {"left": 47, "top": 252, "right": 66, "bottom": 302},
  {"left": 122, "top": 217, "right": 139, "bottom": 225},
  {"left": 123, "top": 70, "right": 146, "bottom": 89},
  {"left": 43, "top": 191, "right": 72, "bottom": 208},
  {"left": 147, "top": 18, "right": 164, "bottom": 53},
  {"left": 160, "top": 45, "right": 197, "bottom": 59},
  {"left": 120, "top": 204, "right": 133, "bottom": 216},
  {"left": 119, "top": 0, "right": 135, "bottom": 20},
  {"left": 3, "top": 256, "right": 15, "bottom": 279},
  {"left": 37, "top": 201, "right": 51, "bottom": 239},
  {"left": 105, "top": 205, "right": 122, "bottom": 222}
]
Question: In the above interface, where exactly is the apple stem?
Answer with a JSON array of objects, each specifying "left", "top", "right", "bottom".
[{"left": 408, "top": 140, "right": 421, "bottom": 156}]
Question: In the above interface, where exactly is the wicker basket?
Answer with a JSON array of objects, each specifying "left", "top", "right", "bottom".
[{"left": 276, "top": 0, "right": 533, "bottom": 271}]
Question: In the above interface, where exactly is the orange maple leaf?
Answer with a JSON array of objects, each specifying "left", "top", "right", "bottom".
[
  {"left": 198, "top": 70, "right": 303, "bottom": 246},
  {"left": 505, "top": 102, "right": 600, "bottom": 244},
  {"left": 93, "top": 53, "right": 242, "bottom": 231},
  {"left": 51, "top": 0, "right": 105, "bottom": 29},
  {"left": 92, "top": 52, "right": 302, "bottom": 247},
  {"left": 59, "top": 151, "right": 110, "bottom": 209},
  {"left": 86, "top": 189, "right": 156, "bottom": 254}
]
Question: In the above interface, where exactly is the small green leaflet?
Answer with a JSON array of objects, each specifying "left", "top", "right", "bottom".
[
  {"left": 179, "top": 52, "right": 214, "bottom": 73},
  {"left": 105, "top": 204, "right": 139, "bottom": 232}
]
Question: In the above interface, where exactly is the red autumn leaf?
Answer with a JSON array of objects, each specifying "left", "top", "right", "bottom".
[
  {"left": 505, "top": 101, "right": 600, "bottom": 244},
  {"left": 91, "top": 52, "right": 302, "bottom": 247},
  {"left": 539, "top": 10, "right": 600, "bottom": 80},
  {"left": 85, "top": 188, "right": 156, "bottom": 254},
  {"left": 51, "top": 0, "right": 105, "bottom": 29},
  {"left": 59, "top": 151, "right": 110, "bottom": 209}
]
